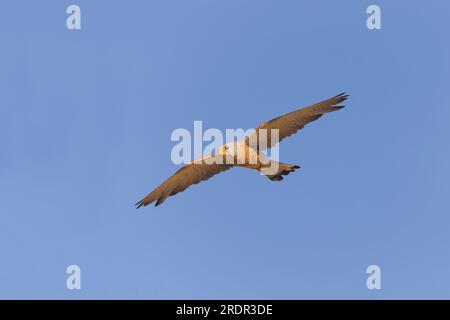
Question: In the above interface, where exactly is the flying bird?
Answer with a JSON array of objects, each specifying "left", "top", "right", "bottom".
[{"left": 136, "top": 93, "right": 348, "bottom": 207}]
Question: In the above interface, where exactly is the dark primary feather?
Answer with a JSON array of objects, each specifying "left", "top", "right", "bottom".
[{"left": 246, "top": 93, "right": 348, "bottom": 149}]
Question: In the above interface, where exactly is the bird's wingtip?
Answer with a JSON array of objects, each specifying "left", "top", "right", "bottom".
[
  {"left": 335, "top": 92, "right": 350, "bottom": 100},
  {"left": 135, "top": 200, "right": 145, "bottom": 209}
]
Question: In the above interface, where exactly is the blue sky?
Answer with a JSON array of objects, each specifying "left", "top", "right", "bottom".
[{"left": 1, "top": 0, "right": 450, "bottom": 299}]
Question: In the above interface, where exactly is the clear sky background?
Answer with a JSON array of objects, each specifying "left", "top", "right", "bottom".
[{"left": 1, "top": 0, "right": 449, "bottom": 299}]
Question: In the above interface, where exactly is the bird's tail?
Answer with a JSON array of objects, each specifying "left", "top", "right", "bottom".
[{"left": 260, "top": 161, "right": 300, "bottom": 181}]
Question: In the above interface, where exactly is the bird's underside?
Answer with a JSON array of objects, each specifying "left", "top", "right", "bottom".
[{"left": 136, "top": 93, "right": 348, "bottom": 207}]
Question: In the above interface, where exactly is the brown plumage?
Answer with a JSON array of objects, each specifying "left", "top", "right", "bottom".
[
  {"left": 135, "top": 155, "right": 232, "bottom": 208},
  {"left": 246, "top": 92, "right": 348, "bottom": 149},
  {"left": 136, "top": 93, "right": 348, "bottom": 207}
]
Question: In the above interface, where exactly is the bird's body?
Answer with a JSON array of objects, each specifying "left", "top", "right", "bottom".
[
  {"left": 136, "top": 93, "right": 348, "bottom": 207},
  {"left": 216, "top": 141, "right": 298, "bottom": 179}
]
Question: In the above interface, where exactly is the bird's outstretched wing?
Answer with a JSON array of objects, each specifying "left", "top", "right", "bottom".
[
  {"left": 135, "top": 155, "right": 233, "bottom": 207},
  {"left": 246, "top": 93, "right": 348, "bottom": 150}
]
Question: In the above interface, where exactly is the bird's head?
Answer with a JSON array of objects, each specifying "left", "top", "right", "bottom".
[{"left": 218, "top": 145, "right": 229, "bottom": 156}]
